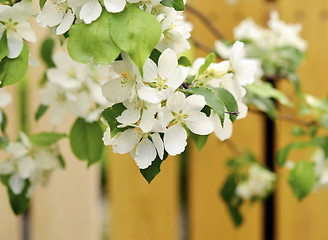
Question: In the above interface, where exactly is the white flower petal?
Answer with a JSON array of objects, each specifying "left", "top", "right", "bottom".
[
  {"left": 9, "top": 174, "right": 25, "bottom": 195},
  {"left": 0, "top": 90, "right": 12, "bottom": 108},
  {"left": 104, "top": 0, "right": 126, "bottom": 13},
  {"left": 185, "top": 112, "right": 214, "bottom": 135},
  {"left": 36, "top": 4, "right": 64, "bottom": 28},
  {"left": 134, "top": 138, "right": 157, "bottom": 169},
  {"left": 11, "top": 1, "right": 33, "bottom": 22},
  {"left": 137, "top": 86, "right": 162, "bottom": 104},
  {"left": 102, "top": 77, "right": 134, "bottom": 104},
  {"left": 6, "top": 142, "right": 28, "bottom": 158},
  {"left": 113, "top": 129, "right": 140, "bottom": 154},
  {"left": 139, "top": 109, "right": 155, "bottom": 133},
  {"left": 18, "top": 156, "right": 35, "bottom": 179},
  {"left": 184, "top": 94, "right": 206, "bottom": 115},
  {"left": 6, "top": 31, "right": 23, "bottom": 59},
  {"left": 212, "top": 112, "right": 233, "bottom": 141},
  {"left": 143, "top": 58, "right": 158, "bottom": 83},
  {"left": 50, "top": 104, "right": 67, "bottom": 125},
  {"left": 166, "top": 91, "right": 185, "bottom": 113},
  {"left": 158, "top": 49, "right": 178, "bottom": 76},
  {"left": 56, "top": 10, "right": 75, "bottom": 35},
  {"left": 151, "top": 132, "right": 164, "bottom": 160},
  {"left": 0, "top": 5, "right": 11, "bottom": 22},
  {"left": 0, "top": 162, "right": 14, "bottom": 175},
  {"left": 0, "top": 23, "right": 4, "bottom": 40},
  {"left": 164, "top": 124, "right": 187, "bottom": 156},
  {"left": 15, "top": 22, "right": 36, "bottom": 43},
  {"left": 80, "top": 0, "right": 102, "bottom": 24},
  {"left": 116, "top": 108, "right": 140, "bottom": 125}
]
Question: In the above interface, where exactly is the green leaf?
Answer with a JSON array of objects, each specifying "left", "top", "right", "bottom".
[
  {"left": 109, "top": 3, "right": 161, "bottom": 74},
  {"left": 246, "top": 82, "right": 292, "bottom": 106},
  {"left": 291, "top": 126, "right": 306, "bottom": 136},
  {"left": 246, "top": 95, "right": 276, "bottom": 119},
  {"left": 68, "top": 11, "right": 121, "bottom": 65},
  {"left": 102, "top": 103, "right": 129, "bottom": 138},
  {"left": 0, "top": 109, "right": 7, "bottom": 133},
  {"left": 140, "top": 152, "right": 168, "bottom": 183},
  {"left": 313, "top": 137, "right": 328, "bottom": 156},
  {"left": 276, "top": 141, "right": 312, "bottom": 166},
  {"left": 149, "top": 49, "right": 161, "bottom": 65},
  {"left": 321, "top": 114, "right": 328, "bottom": 131},
  {"left": 183, "top": 86, "right": 225, "bottom": 125},
  {"left": 0, "top": 34, "right": 8, "bottom": 61},
  {"left": 309, "top": 125, "right": 318, "bottom": 138},
  {"left": 70, "top": 118, "right": 104, "bottom": 165},
  {"left": 198, "top": 53, "right": 215, "bottom": 76},
  {"left": 178, "top": 56, "right": 191, "bottom": 67},
  {"left": 35, "top": 105, "right": 48, "bottom": 121},
  {"left": 29, "top": 132, "right": 66, "bottom": 146},
  {"left": 160, "top": 0, "right": 185, "bottom": 11},
  {"left": 288, "top": 160, "right": 317, "bottom": 200},
  {"left": 0, "top": 136, "right": 9, "bottom": 149},
  {"left": 190, "top": 132, "right": 208, "bottom": 152},
  {"left": 214, "top": 88, "right": 239, "bottom": 122},
  {"left": 40, "top": 38, "right": 55, "bottom": 68},
  {"left": 1, "top": 176, "right": 30, "bottom": 215},
  {"left": 39, "top": 0, "right": 47, "bottom": 8},
  {"left": 220, "top": 173, "right": 243, "bottom": 227},
  {"left": 57, "top": 154, "right": 66, "bottom": 169},
  {"left": 0, "top": 44, "right": 29, "bottom": 88}
]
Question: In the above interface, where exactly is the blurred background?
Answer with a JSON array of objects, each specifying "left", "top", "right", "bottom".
[{"left": 1, "top": 0, "right": 328, "bottom": 239}]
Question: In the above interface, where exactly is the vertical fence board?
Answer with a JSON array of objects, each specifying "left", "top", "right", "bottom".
[
  {"left": 108, "top": 153, "right": 179, "bottom": 240},
  {"left": 275, "top": 1, "right": 328, "bottom": 240},
  {"left": 28, "top": 5, "right": 101, "bottom": 239},
  {"left": 0, "top": 85, "right": 22, "bottom": 240},
  {"left": 187, "top": 0, "right": 267, "bottom": 239}
]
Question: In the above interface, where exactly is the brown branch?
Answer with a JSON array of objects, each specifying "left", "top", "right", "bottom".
[
  {"left": 190, "top": 37, "right": 214, "bottom": 54},
  {"left": 185, "top": 4, "right": 226, "bottom": 40},
  {"left": 225, "top": 139, "right": 242, "bottom": 155},
  {"left": 248, "top": 108, "right": 316, "bottom": 127}
]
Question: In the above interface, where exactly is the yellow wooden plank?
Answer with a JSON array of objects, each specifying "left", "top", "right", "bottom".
[
  {"left": 108, "top": 152, "right": 179, "bottom": 240},
  {"left": 275, "top": 1, "right": 328, "bottom": 239},
  {"left": 27, "top": 3, "right": 101, "bottom": 239},
  {"left": 186, "top": 0, "right": 267, "bottom": 239},
  {"left": 0, "top": 85, "right": 22, "bottom": 240}
]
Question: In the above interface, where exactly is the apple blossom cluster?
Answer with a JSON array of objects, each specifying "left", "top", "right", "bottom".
[
  {"left": 36, "top": 0, "right": 192, "bottom": 54},
  {"left": 0, "top": 132, "right": 64, "bottom": 204},
  {"left": 235, "top": 164, "right": 276, "bottom": 200},
  {"left": 215, "top": 10, "right": 306, "bottom": 79},
  {"left": 39, "top": 51, "right": 111, "bottom": 125}
]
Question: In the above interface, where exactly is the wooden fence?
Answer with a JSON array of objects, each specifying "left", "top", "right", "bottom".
[{"left": 1, "top": 0, "right": 328, "bottom": 239}]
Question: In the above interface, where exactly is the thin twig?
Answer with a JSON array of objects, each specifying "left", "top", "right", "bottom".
[
  {"left": 225, "top": 139, "right": 242, "bottom": 155},
  {"left": 185, "top": 4, "right": 226, "bottom": 40},
  {"left": 248, "top": 108, "right": 316, "bottom": 127},
  {"left": 190, "top": 37, "right": 214, "bottom": 54}
]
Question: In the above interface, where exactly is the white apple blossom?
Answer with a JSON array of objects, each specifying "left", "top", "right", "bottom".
[
  {"left": 0, "top": 1, "right": 36, "bottom": 58},
  {"left": 236, "top": 164, "right": 276, "bottom": 200},
  {"left": 0, "top": 132, "right": 62, "bottom": 196},
  {"left": 156, "top": 8, "right": 192, "bottom": 54},
  {"left": 110, "top": 128, "right": 164, "bottom": 169},
  {"left": 312, "top": 149, "right": 328, "bottom": 191},
  {"left": 40, "top": 52, "right": 111, "bottom": 125},
  {"left": 36, "top": 0, "right": 89, "bottom": 35},
  {"left": 138, "top": 48, "right": 188, "bottom": 104},
  {"left": 102, "top": 52, "right": 143, "bottom": 106},
  {"left": 0, "top": 89, "right": 12, "bottom": 126},
  {"left": 160, "top": 91, "right": 214, "bottom": 155}
]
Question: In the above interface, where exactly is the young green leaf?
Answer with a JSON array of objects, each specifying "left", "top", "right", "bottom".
[
  {"left": 321, "top": 114, "right": 328, "bottom": 131},
  {"left": 35, "top": 105, "right": 48, "bottom": 121},
  {"left": 68, "top": 11, "right": 121, "bottom": 65},
  {"left": 291, "top": 126, "right": 306, "bottom": 136},
  {"left": 0, "top": 34, "right": 8, "bottom": 62},
  {"left": 140, "top": 152, "right": 168, "bottom": 183},
  {"left": 1, "top": 176, "right": 30, "bottom": 215},
  {"left": 215, "top": 87, "right": 239, "bottom": 122},
  {"left": 288, "top": 160, "right": 317, "bottom": 200},
  {"left": 178, "top": 56, "right": 192, "bottom": 67},
  {"left": 0, "top": 44, "right": 29, "bottom": 88},
  {"left": 198, "top": 53, "right": 215, "bottom": 76},
  {"left": 0, "top": 136, "right": 9, "bottom": 149},
  {"left": 189, "top": 132, "right": 208, "bottom": 152},
  {"left": 276, "top": 141, "right": 312, "bottom": 166},
  {"left": 149, "top": 49, "right": 161, "bottom": 65},
  {"left": 29, "top": 132, "right": 67, "bottom": 146},
  {"left": 70, "top": 118, "right": 104, "bottom": 165},
  {"left": 102, "top": 103, "right": 128, "bottom": 138},
  {"left": 109, "top": 3, "right": 161, "bottom": 74},
  {"left": 160, "top": 0, "right": 185, "bottom": 11},
  {"left": 0, "top": 110, "right": 7, "bottom": 133},
  {"left": 39, "top": 0, "right": 47, "bottom": 8},
  {"left": 40, "top": 38, "right": 55, "bottom": 68},
  {"left": 183, "top": 86, "right": 225, "bottom": 125}
]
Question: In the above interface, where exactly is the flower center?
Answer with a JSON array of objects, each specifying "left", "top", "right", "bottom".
[
  {"left": 175, "top": 111, "right": 187, "bottom": 125},
  {"left": 156, "top": 74, "right": 168, "bottom": 90}
]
